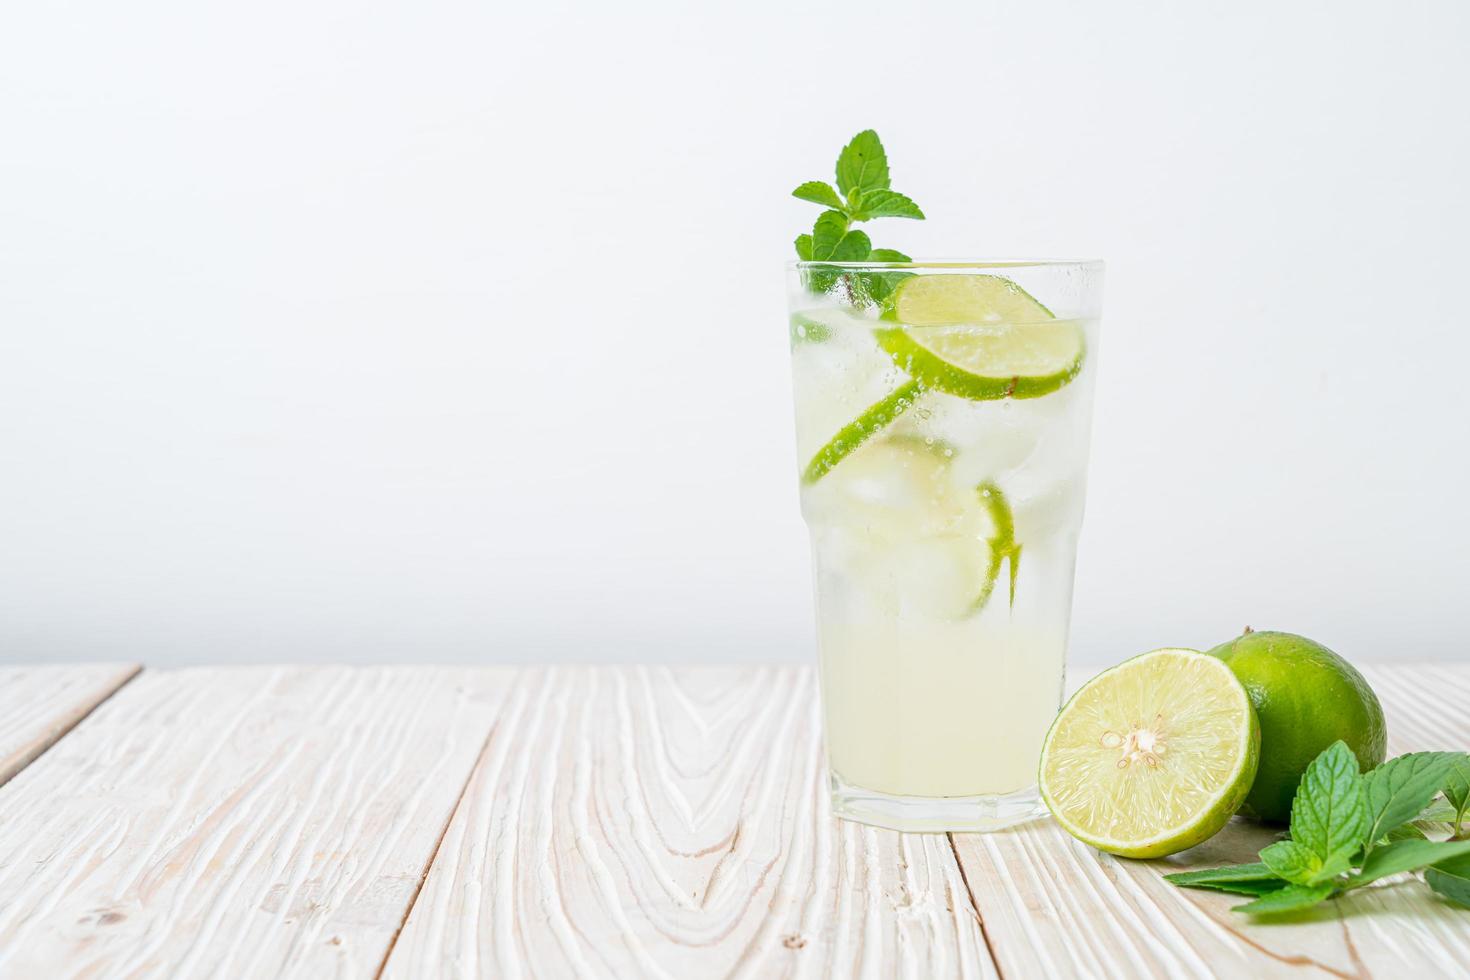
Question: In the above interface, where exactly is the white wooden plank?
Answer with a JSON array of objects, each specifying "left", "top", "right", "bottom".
[
  {"left": 383, "top": 665, "right": 996, "bottom": 979},
  {"left": 951, "top": 663, "right": 1470, "bottom": 979},
  {"left": 0, "top": 663, "right": 140, "bottom": 786},
  {"left": 0, "top": 665, "right": 515, "bottom": 978}
]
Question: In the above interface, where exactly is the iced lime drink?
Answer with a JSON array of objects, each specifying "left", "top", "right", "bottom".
[{"left": 789, "top": 265, "right": 1103, "bottom": 831}]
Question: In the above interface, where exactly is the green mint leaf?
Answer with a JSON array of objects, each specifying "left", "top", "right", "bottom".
[
  {"left": 1289, "top": 741, "right": 1370, "bottom": 865},
  {"left": 794, "top": 234, "right": 814, "bottom": 261},
  {"left": 1349, "top": 838, "right": 1470, "bottom": 889},
  {"left": 1164, "top": 862, "right": 1279, "bottom": 888},
  {"left": 809, "top": 211, "right": 871, "bottom": 262},
  {"left": 803, "top": 268, "right": 840, "bottom": 295},
  {"left": 835, "top": 130, "right": 890, "bottom": 198},
  {"left": 1260, "top": 840, "right": 1326, "bottom": 885},
  {"left": 1233, "top": 883, "right": 1336, "bottom": 916},
  {"left": 1426, "top": 853, "right": 1470, "bottom": 908},
  {"left": 1386, "top": 823, "right": 1430, "bottom": 842},
  {"left": 1191, "top": 879, "right": 1293, "bottom": 897},
  {"left": 810, "top": 211, "right": 847, "bottom": 258},
  {"left": 853, "top": 189, "right": 925, "bottom": 221},
  {"left": 1417, "top": 801, "right": 1461, "bottom": 823},
  {"left": 792, "top": 181, "right": 846, "bottom": 211},
  {"left": 1363, "top": 752, "right": 1464, "bottom": 845},
  {"left": 1442, "top": 755, "right": 1470, "bottom": 827},
  {"left": 855, "top": 271, "right": 907, "bottom": 305},
  {"left": 1312, "top": 852, "right": 1356, "bottom": 884},
  {"left": 855, "top": 250, "right": 913, "bottom": 305},
  {"left": 829, "top": 229, "right": 872, "bottom": 262}
]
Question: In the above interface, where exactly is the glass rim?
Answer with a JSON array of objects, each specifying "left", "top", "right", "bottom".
[{"left": 788, "top": 257, "right": 1104, "bottom": 271}]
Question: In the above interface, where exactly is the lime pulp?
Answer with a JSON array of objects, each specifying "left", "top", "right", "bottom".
[{"left": 1039, "top": 648, "right": 1260, "bottom": 858}]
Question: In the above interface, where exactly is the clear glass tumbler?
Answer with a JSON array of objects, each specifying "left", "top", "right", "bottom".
[{"left": 787, "top": 260, "right": 1104, "bottom": 831}]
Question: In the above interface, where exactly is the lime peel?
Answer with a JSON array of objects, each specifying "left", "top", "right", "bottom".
[
  {"left": 972, "top": 480, "right": 1021, "bottom": 613},
  {"left": 801, "top": 381, "right": 923, "bottom": 484},
  {"left": 875, "top": 323, "right": 1084, "bottom": 401},
  {"left": 1208, "top": 629, "right": 1386, "bottom": 824}
]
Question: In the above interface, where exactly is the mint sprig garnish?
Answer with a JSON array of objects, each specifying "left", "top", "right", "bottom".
[
  {"left": 1166, "top": 742, "right": 1470, "bottom": 916},
  {"left": 793, "top": 130, "right": 924, "bottom": 302}
]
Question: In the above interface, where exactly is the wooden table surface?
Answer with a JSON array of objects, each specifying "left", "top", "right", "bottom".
[{"left": 0, "top": 663, "right": 1466, "bottom": 978}]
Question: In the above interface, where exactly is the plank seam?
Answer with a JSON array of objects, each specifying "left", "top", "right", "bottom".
[
  {"left": 0, "top": 663, "right": 143, "bottom": 791},
  {"left": 371, "top": 670, "right": 516, "bottom": 979},
  {"left": 947, "top": 832, "right": 1006, "bottom": 980}
]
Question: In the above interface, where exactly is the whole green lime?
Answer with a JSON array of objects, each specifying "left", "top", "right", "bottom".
[{"left": 1208, "top": 629, "right": 1386, "bottom": 823}]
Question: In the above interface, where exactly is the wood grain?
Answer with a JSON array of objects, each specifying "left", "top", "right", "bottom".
[
  {"left": 0, "top": 665, "right": 514, "bottom": 978},
  {"left": 0, "top": 663, "right": 139, "bottom": 787},
  {"left": 383, "top": 665, "right": 996, "bottom": 980},
  {"left": 950, "top": 663, "right": 1470, "bottom": 979},
  {"left": 1, "top": 660, "right": 1463, "bottom": 979}
]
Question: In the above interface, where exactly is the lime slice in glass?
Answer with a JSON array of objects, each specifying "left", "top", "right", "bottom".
[
  {"left": 1039, "top": 649, "right": 1260, "bottom": 858},
  {"left": 973, "top": 479, "right": 1020, "bottom": 613},
  {"left": 801, "top": 381, "right": 922, "bottom": 484},
  {"left": 877, "top": 274, "right": 1084, "bottom": 400},
  {"left": 887, "top": 271, "right": 1056, "bottom": 325}
]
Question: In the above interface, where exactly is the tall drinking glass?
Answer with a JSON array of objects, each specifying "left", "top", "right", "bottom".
[{"left": 788, "top": 260, "right": 1104, "bottom": 831}]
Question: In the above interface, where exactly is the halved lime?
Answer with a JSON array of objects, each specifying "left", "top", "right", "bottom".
[
  {"left": 1039, "top": 649, "right": 1260, "bottom": 858},
  {"left": 877, "top": 274, "right": 1084, "bottom": 400}
]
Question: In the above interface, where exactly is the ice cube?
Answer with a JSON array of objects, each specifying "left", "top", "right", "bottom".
[{"left": 789, "top": 310, "right": 904, "bottom": 463}]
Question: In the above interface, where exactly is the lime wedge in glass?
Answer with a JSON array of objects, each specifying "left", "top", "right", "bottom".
[
  {"left": 1039, "top": 649, "right": 1260, "bottom": 858},
  {"left": 877, "top": 274, "right": 1085, "bottom": 400}
]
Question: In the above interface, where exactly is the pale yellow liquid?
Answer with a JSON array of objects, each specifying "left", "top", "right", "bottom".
[{"left": 819, "top": 618, "right": 1067, "bottom": 796}]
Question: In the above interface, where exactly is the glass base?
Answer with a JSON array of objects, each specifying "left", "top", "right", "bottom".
[{"left": 829, "top": 771, "right": 1048, "bottom": 833}]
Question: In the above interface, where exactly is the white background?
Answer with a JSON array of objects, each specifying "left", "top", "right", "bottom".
[{"left": 2, "top": 0, "right": 1467, "bottom": 666}]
